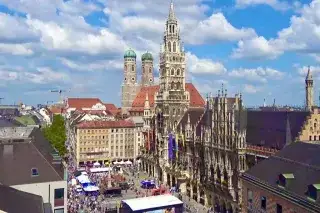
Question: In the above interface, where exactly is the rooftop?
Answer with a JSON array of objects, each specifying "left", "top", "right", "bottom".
[
  {"left": 245, "top": 110, "right": 310, "bottom": 149},
  {"left": 76, "top": 120, "right": 135, "bottom": 129},
  {"left": 0, "top": 184, "right": 44, "bottom": 213},
  {"left": 0, "top": 128, "right": 64, "bottom": 186},
  {"left": 0, "top": 127, "right": 34, "bottom": 139},
  {"left": 131, "top": 83, "right": 205, "bottom": 111},
  {"left": 243, "top": 142, "right": 320, "bottom": 206},
  {"left": 14, "top": 115, "right": 37, "bottom": 126},
  {"left": 122, "top": 194, "right": 183, "bottom": 211}
]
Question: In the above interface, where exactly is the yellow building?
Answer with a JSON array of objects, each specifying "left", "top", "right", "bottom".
[{"left": 75, "top": 120, "right": 136, "bottom": 166}]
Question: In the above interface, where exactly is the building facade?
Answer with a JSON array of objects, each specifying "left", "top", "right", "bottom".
[{"left": 75, "top": 120, "right": 138, "bottom": 166}]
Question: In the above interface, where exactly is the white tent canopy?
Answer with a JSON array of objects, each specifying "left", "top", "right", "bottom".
[
  {"left": 113, "top": 161, "right": 119, "bottom": 165},
  {"left": 119, "top": 160, "right": 125, "bottom": 165},
  {"left": 125, "top": 160, "right": 132, "bottom": 165},
  {"left": 93, "top": 162, "right": 100, "bottom": 166},
  {"left": 77, "top": 174, "right": 91, "bottom": 184},
  {"left": 83, "top": 185, "right": 99, "bottom": 192}
]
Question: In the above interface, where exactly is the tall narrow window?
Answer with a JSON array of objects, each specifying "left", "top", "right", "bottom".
[
  {"left": 172, "top": 25, "right": 175, "bottom": 33},
  {"left": 168, "top": 41, "right": 171, "bottom": 52},
  {"left": 131, "top": 65, "right": 134, "bottom": 71},
  {"left": 169, "top": 25, "right": 172, "bottom": 33},
  {"left": 173, "top": 42, "right": 176, "bottom": 52},
  {"left": 171, "top": 68, "right": 174, "bottom": 75},
  {"left": 276, "top": 204, "right": 282, "bottom": 213},
  {"left": 261, "top": 196, "right": 267, "bottom": 210}
]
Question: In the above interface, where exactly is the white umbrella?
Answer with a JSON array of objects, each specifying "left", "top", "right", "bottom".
[
  {"left": 93, "top": 162, "right": 100, "bottom": 166},
  {"left": 119, "top": 160, "right": 125, "bottom": 165},
  {"left": 113, "top": 161, "right": 119, "bottom": 165}
]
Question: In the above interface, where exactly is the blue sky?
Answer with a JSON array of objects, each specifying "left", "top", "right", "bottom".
[{"left": 0, "top": 0, "right": 319, "bottom": 107}]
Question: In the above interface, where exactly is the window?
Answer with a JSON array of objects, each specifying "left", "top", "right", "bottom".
[
  {"left": 54, "top": 188, "right": 64, "bottom": 207},
  {"left": 173, "top": 42, "right": 176, "bottom": 52},
  {"left": 54, "top": 209, "right": 64, "bottom": 213},
  {"left": 247, "top": 189, "right": 253, "bottom": 203},
  {"left": 314, "top": 135, "right": 317, "bottom": 141},
  {"left": 261, "top": 196, "right": 267, "bottom": 210},
  {"left": 31, "top": 168, "right": 39, "bottom": 177},
  {"left": 276, "top": 204, "right": 282, "bottom": 213},
  {"left": 132, "top": 65, "right": 134, "bottom": 71}
]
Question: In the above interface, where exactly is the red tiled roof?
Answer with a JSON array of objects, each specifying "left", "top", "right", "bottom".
[
  {"left": 76, "top": 120, "right": 135, "bottom": 129},
  {"left": 48, "top": 106, "right": 65, "bottom": 114},
  {"left": 131, "top": 83, "right": 205, "bottom": 111},
  {"left": 76, "top": 109, "right": 113, "bottom": 116},
  {"left": 104, "top": 103, "right": 118, "bottom": 111},
  {"left": 67, "top": 98, "right": 102, "bottom": 109}
]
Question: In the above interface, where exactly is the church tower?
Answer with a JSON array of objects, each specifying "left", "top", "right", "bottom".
[
  {"left": 121, "top": 49, "right": 140, "bottom": 115},
  {"left": 141, "top": 52, "right": 154, "bottom": 86},
  {"left": 306, "top": 66, "right": 314, "bottom": 111},
  {"left": 155, "top": 1, "right": 189, "bottom": 134}
]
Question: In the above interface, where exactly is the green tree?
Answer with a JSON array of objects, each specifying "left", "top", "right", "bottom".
[{"left": 42, "top": 114, "right": 67, "bottom": 156}]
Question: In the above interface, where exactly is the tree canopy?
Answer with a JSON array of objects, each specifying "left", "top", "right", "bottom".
[{"left": 43, "top": 114, "right": 67, "bottom": 156}]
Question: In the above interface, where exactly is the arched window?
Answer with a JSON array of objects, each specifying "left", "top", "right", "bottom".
[
  {"left": 172, "top": 25, "right": 175, "bottom": 33},
  {"left": 171, "top": 68, "right": 174, "bottom": 75},
  {"left": 169, "top": 25, "right": 172, "bottom": 33},
  {"left": 149, "top": 67, "right": 152, "bottom": 73},
  {"left": 131, "top": 65, "right": 134, "bottom": 71},
  {"left": 173, "top": 42, "right": 176, "bottom": 52},
  {"left": 168, "top": 41, "right": 171, "bottom": 52},
  {"left": 176, "top": 69, "right": 180, "bottom": 75}
]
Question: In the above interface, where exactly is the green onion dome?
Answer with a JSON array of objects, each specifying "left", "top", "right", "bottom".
[
  {"left": 141, "top": 52, "right": 153, "bottom": 61},
  {"left": 124, "top": 49, "right": 136, "bottom": 59}
]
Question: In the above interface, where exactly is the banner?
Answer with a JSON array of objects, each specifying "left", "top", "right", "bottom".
[
  {"left": 175, "top": 134, "right": 179, "bottom": 158},
  {"left": 168, "top": 133, "right": 173, "bottom": 160}
]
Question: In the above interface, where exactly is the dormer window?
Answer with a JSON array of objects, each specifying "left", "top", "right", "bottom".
[
  {"left": 307, "top": 184, "right": 320, "bottom": 201},
  {"left": 31, "top": 168, "right": 39, "bottom": 177},
  {"left": 277, "top": 173, "right": 294, "bottom": 188}
]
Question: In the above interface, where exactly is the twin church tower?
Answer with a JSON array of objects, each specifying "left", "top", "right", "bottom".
[
  {"left": 121, "top": 1, "right": 188, "bottom": 116},
  {"left": 121, "top": 49, "right": 154, "bottom": 114}
]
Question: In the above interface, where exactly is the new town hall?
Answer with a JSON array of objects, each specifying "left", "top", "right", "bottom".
[{"left": 120, "top": 2, "right": 320, "bottom": 213}]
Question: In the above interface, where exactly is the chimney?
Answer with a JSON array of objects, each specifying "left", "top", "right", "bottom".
[{"left": 3, "top": 144, "right": 13, "bottom": 157}]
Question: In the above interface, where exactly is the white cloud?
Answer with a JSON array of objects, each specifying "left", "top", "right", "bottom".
[
  {"left": 60, "top": 58, "right": 123, "bottom": 72},
  {"left": 297, "top": 65, "right": 320, "bottom": 77},
  {"left": 0, "top": 13, "right": 38, "bottom": 43},
  {"left": 24, "top": 67, "right": 69, "bottom": 84},
  {"left": 186, "top": 13, "right": 256, "bottom": 44},
  {"left": 187, "top": 52, "right": 227, "bottom": 74},
  {"left": 26, "top": 17, "right": 126, "bottom": 56},
  {"left": 0, "top": 43, "right": 33, "bottom": 55},
  {"left": 235, "top": 0, "right": 291, "bottom": 11},
  {"left": 0, "top": 70, "right": 19, "bottom": 81},
  {"left": 244, "top": 84, "right": 261, "bottom": 93},
  {"left": 229, "top": 67, "right": 284, "bottom": 83},
  {"left": 232, "top": 0, "right": 320, "bottom": 60},
  {"left": 231, "top": 36, "right": 283, "bottom": 60}
]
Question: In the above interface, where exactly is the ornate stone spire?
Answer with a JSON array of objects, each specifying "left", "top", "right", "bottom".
[
  {"left": 168, "top": 0, "right": 176, "bottom": 21},
  {"left": 306, "top": 65, "right": 312, "bottom": 80}
]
